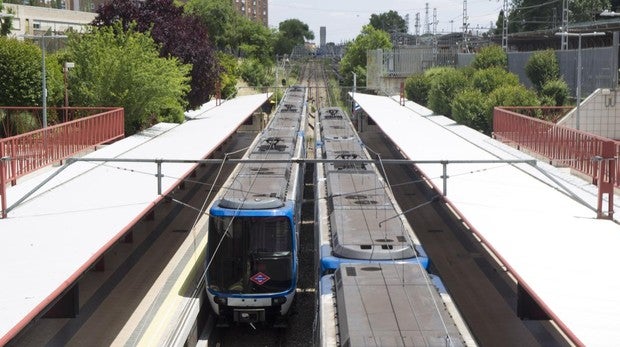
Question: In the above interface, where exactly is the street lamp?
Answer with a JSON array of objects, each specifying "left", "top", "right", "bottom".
[
  {"left": 63, "top": 62, "right": 75, "bottom": 121},
  {"left": 555, "top": 31, "right": 605, "bottom": 130},
  {"left": 23, "top": 30, "right": 68, "bottom": 128}
]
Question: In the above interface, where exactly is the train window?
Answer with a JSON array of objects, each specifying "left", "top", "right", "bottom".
[
  {"left": 207, "top": 216, "right": 292, "bottom": 293},
  {"left": 250, "top": 217, "right": 291, "bottom": 254}
]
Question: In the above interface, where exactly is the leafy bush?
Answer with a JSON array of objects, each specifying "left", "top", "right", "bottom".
[
  {"left": 540, "top": 79, "right": 570, "bottom": 106},
  {"left": 239, "top": 58, "right": 273, "bottom": 87},
  {"left": 427, "top": 68, "right": 469, "bottom": 117},
  {"left": 217, "top": 52, "right": 239, "bottom": 99},
  {"left": 0, "top": 37, "right": 63, "bottom": 107},
  {"left": 404, "top": 73, "right": 430, "bottom": 106},
  {"left": 472, "top": 45, "right": 507, "bottom": 70},
  {"left": 525, "top": 49, "right": 559, "bottom": 92},
  {"left": 452, "top": 88, "right": 489, "bottom": 133},
  {"left": 66, "top": 24, "right": 190, "bottom": 135},
  {"left": 486, "top": 84, "right": 540, "bottom": 128},
  {"left": 472, "top": 67, "right": 519, "bottom": 94}
]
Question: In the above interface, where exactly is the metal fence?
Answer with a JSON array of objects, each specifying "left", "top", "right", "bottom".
[
  {"left": 458, "top": 47, "right": 617, "bottom": 97},
  {"left": 493, "top": 106, "right": 617, "bottom": 218},
  {"left": 1, "top": 107, "right": 124, "bottom": 217}
]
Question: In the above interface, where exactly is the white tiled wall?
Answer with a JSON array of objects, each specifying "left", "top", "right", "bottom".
[{"left": 559, "top": 88, "right": 620, "bottom": 140}]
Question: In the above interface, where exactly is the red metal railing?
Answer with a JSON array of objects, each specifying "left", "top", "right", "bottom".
[
  {"left": 494, "top": 106, "right": 616, "bottom": 219},
  {"left": 1, "top": 107, "right": 124, "bottom": 217}
]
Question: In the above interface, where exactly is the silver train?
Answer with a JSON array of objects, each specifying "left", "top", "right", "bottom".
[
  {"left": 314, "top": 107, "right": 476, "bottom": 346},
  {"left": 314, "top": 106, "right": 429, "bottom": 275}
]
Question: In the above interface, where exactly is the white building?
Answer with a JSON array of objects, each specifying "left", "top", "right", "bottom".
[{"left": 3, "top": 4, "right": 96, "bottom": 39}]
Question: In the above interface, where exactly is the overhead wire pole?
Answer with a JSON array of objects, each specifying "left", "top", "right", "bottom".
[
  {"left": 555, "top": 31, "right": 606, "bottom": 130},
  {"left": 432, "top": 8, "right": 438, "bottom": 66},
  {"left": 462, "top": 0, "right": 469, "bottom": 52},
  {"left": 502, "top": 0, "right": 509, "bottom": 52},
  {"left": 561, "top": 0, "right": 569, "bottom": 50}
]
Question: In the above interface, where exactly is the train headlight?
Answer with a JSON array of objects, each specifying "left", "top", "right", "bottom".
[
  {"left": 214, "top": 296, "right": 227, "bottom": 305},
  {"left": 272, "top": 296, "right": 287, "bottom": 305}
]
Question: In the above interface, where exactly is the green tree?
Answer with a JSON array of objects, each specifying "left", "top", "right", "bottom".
[
  {"left": 339, "top": 25, "right": 392, "bottom": 86},
  {"left": 525, "top": 49, "right": 559, "bottom": 92},
  {"left": 452, "top": 89, "right": 489, "bottom": 133},
  {"left": 507, "top": 0, "right": 610, "bottom": 33},
  {"left": 0, "top": 37, "right": 62, "bottom": 107},
  {"left": 493, "top": 10, "right": 506, "bottom": 36},
  {"left": 184, "top": 0, "right": 236, "bottom": 51},
  {"left": 571, "top": 0, "right": 611, "bottom": 21},
  {"left": 1, "top": 0, "right": 13, "bottom": 36},
  {"left": 404, "top": 73, "right": 430, "bottom": 106},
  {"left": 93, "top": 0, "right": 219, "bottom": 110},
  {"left": 472, "top": 45, "right": 507, "bottom": 70},
  {"left": 237, "top": 17, "right": 275, "bottom": 65},
  {"left": 66, "top": 24, "right": 190, "bottom": 134},
  {"left": 472, "top": 67, "right": 519, "bottom": 94},
  {"left": 216, "top": 51, "right": 239, "bottom": 99},
  {"left": 427, "top": 68, "right": 469, "bottom": 117},
  {"left": 274, "top": 19, "right": 313, "bottom": 56},
  {"left": 369, "top": 10, "right": 408, "bottom": 33}
]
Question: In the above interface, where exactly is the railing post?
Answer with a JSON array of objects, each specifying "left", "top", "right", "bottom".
[
  {"left": 0, "top": 145, "right": 7, "bottom": 218},
  {"left": 595, "top": 141, "right": 615, "bottom": 219},
  {"left": 1, "top": 144, "right": 6, "bottom": 218},
  {"left": 441, "top": 161, "right": 448, "bottom": 196},
  {"left": 156, "top": 160, "right": 163, "bottom": 195}
]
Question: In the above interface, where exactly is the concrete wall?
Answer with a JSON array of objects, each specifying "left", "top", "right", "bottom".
[{"left": 559, "top": 88, "right": 620, "bottom": 140}]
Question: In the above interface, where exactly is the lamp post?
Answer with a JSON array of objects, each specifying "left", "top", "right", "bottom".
[
  {"left": 23, "top": 30, "right": 67, "bottom": 128},
  {"left": 63, "top": 62, "right": 74, "bottom": 122},
  {"left": 555, "top": 31, "right": 605, "bottom": 130}
]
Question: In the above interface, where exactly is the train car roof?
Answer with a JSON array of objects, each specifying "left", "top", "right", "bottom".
[
  {"left": 351, "top": 92, "right": 620, "bottom": 345},
  {"left": 215, "top": 87, "right": 306, "bottom": 210},
  {"left": 333, "top": 263, "right": 465, "bottom": 346},
  {"left": 317, "top": 107, "right": 418, "bottom": 260}
]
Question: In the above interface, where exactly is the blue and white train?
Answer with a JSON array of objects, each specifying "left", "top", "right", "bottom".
[
  {"left": 314, "top": 107, "right": 429, "bottom": 275},
  {"left": 205, "top": 86, "right": 307, "bottom": 326}
]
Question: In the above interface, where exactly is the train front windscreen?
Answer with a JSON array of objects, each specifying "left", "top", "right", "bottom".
[{"left": 207, "top": 216, "right": 293, "bottom": 294}]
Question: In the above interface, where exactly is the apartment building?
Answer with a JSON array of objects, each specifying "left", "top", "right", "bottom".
[{"left": 232, "top": 0, "right": 268, "bottom": 27}]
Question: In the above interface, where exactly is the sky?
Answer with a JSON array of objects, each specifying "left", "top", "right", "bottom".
[{"left": 268, "top": 0, "right": 504, "bottom": 44}]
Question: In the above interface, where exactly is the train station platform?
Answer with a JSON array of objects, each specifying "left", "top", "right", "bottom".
[
  {"left": 352, "top": 92, "right": 620, "bottom": 346},
  {"left": 0, "top": 93, "right": 270, "bottom": 345}
]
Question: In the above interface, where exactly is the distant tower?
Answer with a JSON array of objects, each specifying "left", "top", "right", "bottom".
[
  {"left": 462, "top": 0, "right": 469, "bottom": 52},
  {"left": 425, "top": 3, "right": 430, "bottom": 34},
  {"left": 561, "top": 0, "right": 569, "bottom": 50},
  {"left": 414, "top": 13, "right": 420, "bottom": 36},
  {"left": 432, "top": 8, "right": 438, "bottom": 65},
  {"left": 502, "top": 0, "right": 509, "bottom": 51},
  {"left": 320, "top": 26, "right": 326, "bottom": 48}
]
